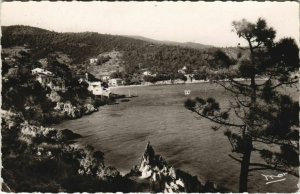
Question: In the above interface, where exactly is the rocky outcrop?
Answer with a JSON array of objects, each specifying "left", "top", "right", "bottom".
[
  {"left": 138, "top": 142, "right": 202, "bottom": 192},
  {"left": 54, "top": 102, "right": 82, "bottom": 118},
  {"left": 1, "top": 110, "right": 24, "bottom": 130},
  {"left": 57, "top": 128, "right": 82, "bottom": 141},
  {"left": 47, "top": 90, "right": 62, "bottom": 102},
  {"left": 54, "top": 102, "right": 98, "bottom": 119},
  {"left": 127, "top": 142, "right": 221, "bottom": 193},
  {"left": 19, "top": 122, "right": 82, "bottom": 144},
  {"left": 62, "top": 144, "right": 105, "bottom": 178},
  {"left": 83, "top": 103, "right": 98, "bottom": 115}
]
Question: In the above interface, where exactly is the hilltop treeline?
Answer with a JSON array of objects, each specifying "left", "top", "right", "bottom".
[
  {"left": 2, "top": 25, "right": 239, "bottom": 77},
  {"left": 2, "top": 25, "right": 148, "bottom": 64}
]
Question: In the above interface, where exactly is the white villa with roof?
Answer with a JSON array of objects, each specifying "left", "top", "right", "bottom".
[
  {"left": 143, "top": 70, "right": 152, "bottom": 76},
  {"left": 32, "top": 68, "right": 66, "bottom": 92},
  {"left": 109, "top": 78, "right": 124, "bottom": 87},
  {"left": 178, "top": 66, "right": 188, "bottom": 74},
  {"left": 89, "top": 58, "right": 98, "bottom": 64},
  {"left": 87, "top": 81, "right": 111, "bottom": 96}
]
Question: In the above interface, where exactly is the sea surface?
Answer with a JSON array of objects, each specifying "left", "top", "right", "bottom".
[{"left": 54, "top": 82, "right": 298, "bottom": 192}]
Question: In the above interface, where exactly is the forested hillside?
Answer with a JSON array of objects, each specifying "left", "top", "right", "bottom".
[{"left": 2, "top": 25, "right": 241, "bottom": 79}]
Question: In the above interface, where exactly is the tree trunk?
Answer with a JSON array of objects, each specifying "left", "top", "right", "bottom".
[
  {"left": 238, "top": 39, "right": 255, "bottom": 192},
  {"left": 239, "top": 139, "right": 252, "bottom": 192}
]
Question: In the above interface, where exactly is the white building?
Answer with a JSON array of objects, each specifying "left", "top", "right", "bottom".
[
  {"left": 101, "top": 75, "right": 111, "bottom": 82},
  {"left": 90, "top": 58, "right": 98, "bottom": 64},
  {"left": 178, "top": 66, "right": 188, "bottom": 74},
  {"left": 4, "top": 57, "right": 16, "bottom": 62},
  {"left": 87, "top": 81, "right": 111, "bottom": 97},
  {"left": 32, "top": 68, "right": 65, "bottom": 91},
  {"left": 32, "top": 68, "right": 53, "bottom": 76},
  {"left": 143, "top": 71, "right": 152, "bottom": 76},
  {"left": 80, "top": 73, "right": 111, "bottom": 97},
  {"left": 109, "top": 78, "right": 123, "bottom": 87}
]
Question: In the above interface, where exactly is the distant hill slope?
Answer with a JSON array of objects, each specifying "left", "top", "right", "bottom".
[
  {"left": 128, "top": 35, "right": 213, "bottom": 50},
  {"left": 89, "top": 51, "right": 124, "bottom": 79},
  {"left": 2, "top": 25, "right": 150, "bottom": 64},
  {"left": 2, "top": 25, "right": 242, "bottom": 77}
]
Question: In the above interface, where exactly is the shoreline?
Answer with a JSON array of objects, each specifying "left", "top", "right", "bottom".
[
  {"left": 109, "top": 77, "right": 269, "bottom": 90},
  {"left": 109, "top": 80, "right": 211, "bottom": 89}
]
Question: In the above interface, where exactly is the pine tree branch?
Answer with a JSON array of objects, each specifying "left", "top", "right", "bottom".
[
  {"left": 234, "top": 96, "right": 251, "bottom": 108},
  {"left": 192, "top": 108, "right": 245, "bottom": 128},
  {"left": 217, "top": 81, "right": 243, "bottom": 96},
  {"left": 256, "top": 74, "right": 275, "bottom": 87},
  {"left": 228, "top": 154, "right": 242, "bottom": 163},
  {"left": 229, "top": 78, "right": 251, "bottom": 87},
  {"left": 248, "top": 167, "right": 269, "bottom": 171},
  {"left": 252, "top": 42, "right": 263, "bottom": 49},
  {"left": 271, "top": 80, "right": 298, "bottom": 89},
  {"left": 252, "top": 138, "right": 298, "bottom": 150}
]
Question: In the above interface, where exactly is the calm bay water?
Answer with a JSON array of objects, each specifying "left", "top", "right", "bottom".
[{"left": 54, "top": 83, "right": 298, "bottom": 192}]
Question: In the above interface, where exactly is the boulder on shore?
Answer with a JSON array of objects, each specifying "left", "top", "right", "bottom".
[{"left": 56, "top": 128, "right": 82, "bottom": 141}]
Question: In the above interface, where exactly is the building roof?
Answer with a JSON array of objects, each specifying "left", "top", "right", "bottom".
[
  {"left": 110, "top": 78, "right": 122, "bottom": 81},
  {"left": 90, "top": 81, "right": 102, "bottom": 86},
  {"left": 32, "top": 68, "right": 53, "bottom": 76}
]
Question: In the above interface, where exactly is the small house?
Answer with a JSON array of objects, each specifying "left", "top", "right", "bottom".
[
  {"left": 143, "top": 71, "right": 152, "bottom": 76},
  {"left": 32, "top": 68, "right": 65, "bottom": 91},
  {"left": 87, "top": 81, "right": 111, "bottom": 97},
  {"left": 4, "top": 57, "right": 16, "bottom": 62},
  {"left": 36, "top": 73, "right": 54, "bottom": 86},
  {"left": 178, "top": 66, "right": 188, "bottom": 74},
  {"left": 101, "top": 75, "right": 111, "bottom": 82},
  {"left": 32, "top": 68, "right": 53, "bottom": 76},
  {"left": 90, "top": 58, "right": 98, "bottom": 64},
  {"left": 109, "top": 78, "right": 123, "bottom": 87}
]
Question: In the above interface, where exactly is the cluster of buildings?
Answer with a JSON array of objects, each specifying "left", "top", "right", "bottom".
[
  {"left": 79, "top": 73, "right": 112, "bottom": 97},
  {"left": 32, "top": 66, "right": 125, "bottom": 99},
  {"left": 32, "top": 61, "right": 194, "bottom": 97},
  {"left": 86, "top": 81, "right": 111, "bottom": 97},
  {"left": 142, "top": 65, "right": 193, "bottom": 82},
  {"left": 32, "top": 67, "right": 117, "bottom": 97}
]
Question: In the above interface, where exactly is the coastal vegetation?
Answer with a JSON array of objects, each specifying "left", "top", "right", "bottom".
[{"left": 185, "top": 18, "right": 299, "bottom": 192}]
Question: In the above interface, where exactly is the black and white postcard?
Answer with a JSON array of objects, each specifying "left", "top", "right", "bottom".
[{"left": 1, "top": 1, "right": 299, "bottom": 193}]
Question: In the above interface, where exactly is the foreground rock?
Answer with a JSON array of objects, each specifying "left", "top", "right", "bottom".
[{"left": 126, "top": 142, "right": 222, "bottom": 193}]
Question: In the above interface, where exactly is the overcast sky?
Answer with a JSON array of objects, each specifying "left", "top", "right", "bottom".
[{"left": 1, "top": 2, "right": 298, "bottom": 47}]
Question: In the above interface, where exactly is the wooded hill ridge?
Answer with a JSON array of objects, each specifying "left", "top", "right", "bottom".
[
  {"left": 2, "top": 25, "right": 243, "bottom": 78},
  {"left": 125, "top": 35, "right": 213, "bottom": 50}
]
